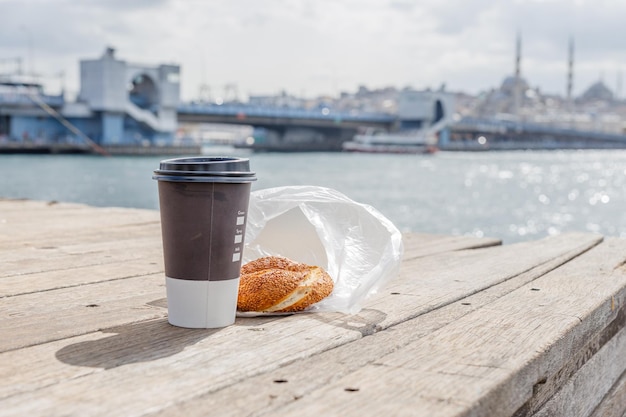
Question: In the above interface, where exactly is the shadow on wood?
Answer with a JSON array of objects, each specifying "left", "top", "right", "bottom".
[{"left": 55, "top": 318, "right": 218, "bottom": 369}]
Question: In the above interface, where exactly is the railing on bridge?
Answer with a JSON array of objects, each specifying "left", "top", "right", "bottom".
[
  {"left": 177, "top": 102, "right": 395, "bottom": 123},
  {"left": 454, "top": 116, "right": 626, "bottom": 143}
]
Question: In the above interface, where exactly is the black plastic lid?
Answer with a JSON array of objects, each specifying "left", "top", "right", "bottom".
[{"left": 153, "top": 156, "right": 257, "bottom": 183}]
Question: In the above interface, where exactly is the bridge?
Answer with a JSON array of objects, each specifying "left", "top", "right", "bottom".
[
  {"left": 177, "top": 102, "right": 397, "bottom": 151},
  {"left": 178, "top": 103, "right": 626, "bottom": 151},
  {"left": 4, "top": 83, "right": 626, "bottom": 153},
  {"left": 177, "top": 102, "right": 395, "bottom": 127},
  {"left": 444, "top": 116, "right": 626, "bottom": 150},
  {"left": 5, "top": 49, "right": 626, "bottom": 153}
]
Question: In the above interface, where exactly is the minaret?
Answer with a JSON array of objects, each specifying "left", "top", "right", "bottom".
[
  {"left": 514, "top": 32, "right": 522, "bottom": 118},
  {"left": 567, "top": 37, "right": 574, "bottom": 107}
]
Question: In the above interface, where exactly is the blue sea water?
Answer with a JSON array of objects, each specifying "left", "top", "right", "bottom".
[{"left": 1, "top": 149, "right": 625, "bottom": 244}]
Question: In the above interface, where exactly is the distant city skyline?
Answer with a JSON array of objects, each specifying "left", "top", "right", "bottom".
[{"left": 1, "top": 0, "right": 625, "bottom": 101}]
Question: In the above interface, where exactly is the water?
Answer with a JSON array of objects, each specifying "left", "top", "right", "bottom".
[{"left": 1, "top": 149, "right": 625, "bottom": 244}]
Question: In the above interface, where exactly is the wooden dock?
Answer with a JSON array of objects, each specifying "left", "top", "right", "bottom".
[{"left": 1, "top": 199, "right": 625, "bottom": 417}]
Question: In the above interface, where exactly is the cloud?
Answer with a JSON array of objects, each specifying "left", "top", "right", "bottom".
[{"left": 0, "top": 0, "right": 624, "bottom": 99}]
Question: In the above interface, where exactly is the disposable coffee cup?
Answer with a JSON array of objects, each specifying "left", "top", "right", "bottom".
[{"left": 153, "top": 156, "right": 257, "bottom": 328}]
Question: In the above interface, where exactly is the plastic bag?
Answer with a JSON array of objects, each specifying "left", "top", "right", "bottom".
[{"left": 243, "top": 185, "right": 404, "bottom": 314}]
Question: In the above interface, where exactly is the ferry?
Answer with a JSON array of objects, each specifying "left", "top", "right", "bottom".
[
  {"left": 342, "top": 128, "right": 438, "bottom": 154},
  {"left": 343, "top": 116, "right": 449, "bottom": 154}
]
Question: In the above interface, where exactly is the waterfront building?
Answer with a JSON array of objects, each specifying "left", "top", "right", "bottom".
[{"left": 0, "top": 48, "right": 180, "bottom": 151}]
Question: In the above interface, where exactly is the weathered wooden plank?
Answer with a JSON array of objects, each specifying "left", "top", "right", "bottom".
[
  {"left": 1, "top": 201, "right": 500, "bottom": 249},
  {"left": 0, "top": 201, "right": 162, "bottom": 297},
  {"left": 0, "top": 200, "right": 161, "bottom": 248},
  {"left": 0, "top": 241, "right": 576, "bottom": 413},
  {"left": 0, "top": 236, "right": 572, "bottom": 405},
  {"left": 531, "top": 326, "right": 626, "bottom": 417},
  {"left": 0, "top": 233, "right": 600, "bottom": 353},
  {"left": 147, "top": 233, "right": 602, "bottom": 417},
  {"left": 590, "top": 369, "right": 626, "bottom": 417},
  {"left": 0, "top": 234, "right": 604, "bottom": 416},
  {"left": 0, "top": 274, "right": 167, "bottom": 353},
  {"left": 0, "top": 236, "right": 161, "bottom": 276},
  {"left": 1, "top": 200, "right": 495, "bottom": 257},
  {"left": 252, "top": 238, "right": 626, "bottom": 417},
  {"left": 0, "top": 317, "right": 359, "bottom": 416},
  {"left": 0, "top": 201, "right": 495, "bottom": 297},
  {"left": 0, "top": 199, "right": 158, "bottom": 225},
  {"left": 368, "top": 232, "right": 602, "bottom": 329},
  {"left": 402, "top": 232, "right": 502, "bottom": 259},
  {"left": 0, "top": 199, "right": 536, "bottom": 262},
  {"left": 0, "top": 256, "right": 164, "bottom": 298},
  {"left": 0, "top": 198, "right": 69, "bottom": 212},
  {"left": 1, "top": 219, "right": 162, "bottom": 249}
]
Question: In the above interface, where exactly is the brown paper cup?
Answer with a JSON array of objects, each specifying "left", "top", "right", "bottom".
[{"left": 153, "top": 157, "right": 256, "bottom": 328}]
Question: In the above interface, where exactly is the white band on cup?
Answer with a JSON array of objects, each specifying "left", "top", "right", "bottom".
[{"left": 165, "top": 277, "right": 240, "bottom": 328}]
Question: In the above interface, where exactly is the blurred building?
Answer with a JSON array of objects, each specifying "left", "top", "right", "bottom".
[{"left": 0, "top": 47, "right": 181, "bottom": 149}]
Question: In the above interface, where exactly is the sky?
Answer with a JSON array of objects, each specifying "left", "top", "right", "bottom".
[{"left": 1, "top": 0, "right": 625, "bottom": 102}]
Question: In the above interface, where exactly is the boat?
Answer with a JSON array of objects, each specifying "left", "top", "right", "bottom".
[
  {"left": 343, "top": 131, "right": 437, "bottom": 154},
  {"left": 343, "top": 115, "right": 451, "bottom": 154},
  {"left": 343, "top": 127, "right": 439, "bottom": 154}
]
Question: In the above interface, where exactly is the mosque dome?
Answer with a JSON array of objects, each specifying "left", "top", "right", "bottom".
[
  {"left": 500, "top": 75, "right": 529, "bottom": 95},
  {"left": 580, "top": 81, "right": 614, "bottom": 101}
]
